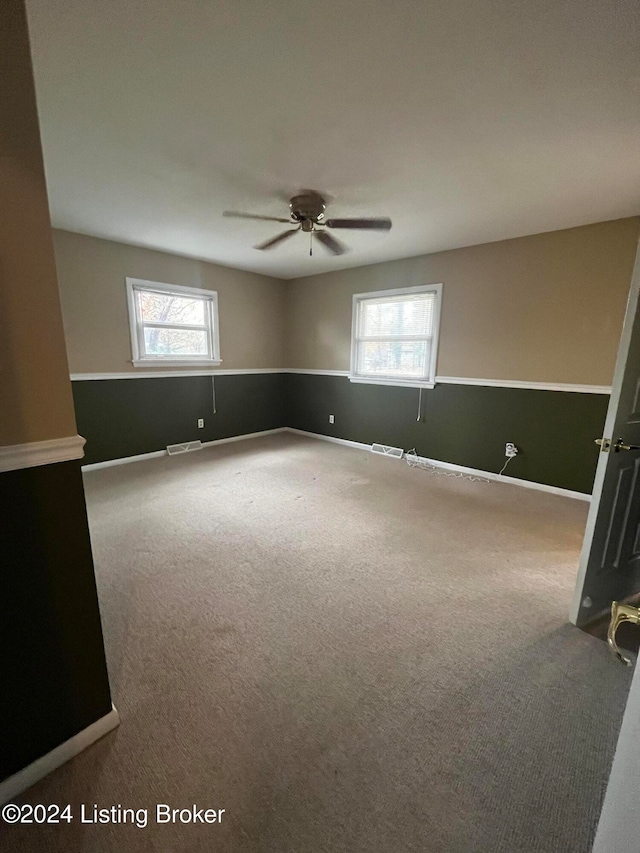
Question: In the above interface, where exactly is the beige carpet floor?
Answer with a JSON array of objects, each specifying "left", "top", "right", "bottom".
[{"left": 2, "top": 433, "right": 633, "bottom": 852}]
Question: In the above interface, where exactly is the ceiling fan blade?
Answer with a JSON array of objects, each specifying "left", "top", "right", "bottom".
[
  {"left": 223, "top": 211, "right": 293, "bottom": 224},
  {"left": 315, "top": 230, "right": 347, "bottom": 256},
  {"left": 324, "top": 217, "right": 392, "bottom": 230},
  {"left": 255, "top": 228, "right": 300, "bottom": 251}
]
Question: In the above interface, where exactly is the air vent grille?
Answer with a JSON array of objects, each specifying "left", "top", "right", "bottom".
[
  {"left": 166, "top": 440, "right": 203, "bottom": 456},
  {"left": 371, "top": 443, "right": 404, "bottom": 460}
]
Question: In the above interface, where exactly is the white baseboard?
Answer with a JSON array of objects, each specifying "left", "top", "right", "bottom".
[
  {"left": 202, "top": 427, "right": 286, "bottom": 449},
  {"left": 284, "top": 428, "right": 591, "bottom": 501},
  {"left": 408, "top": 452, "right": 591, "bottom": 501},
  {"left": 82, "top": 449, "right": 167, "bottom": 472},
  {"left": 285, "top": 427, "right": 372, "bottom": 452},
  {"left": 81, "top": 425, "right": 591, "bottom": 501},
  {"left": 82, "top": 428, "right": 287, "bottom": 471},
  {"left": 0, "top": 706, "right": 120, "bottom": 805}
]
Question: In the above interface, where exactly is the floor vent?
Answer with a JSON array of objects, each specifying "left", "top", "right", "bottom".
[
  {"left": 166, "top": 440, "right": 203, "bottom": 456},
  {"left": 371, "top": 443, "right": 404, "bottom": 460}
]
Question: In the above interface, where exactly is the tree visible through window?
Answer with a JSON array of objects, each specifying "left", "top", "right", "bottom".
[
  {"left": 350, "top": 285, "right": 441, "bottom": 385},
  {"left": 126, "top": 279, "right": 220, "bottom": 364}
]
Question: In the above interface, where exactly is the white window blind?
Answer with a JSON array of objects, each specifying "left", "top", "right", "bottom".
[
  {"left": 350, "top": 285, "right": 441, "bottom": 386},
  {"left": 126, "top": 278, "right": 220, "bottom": 366}
]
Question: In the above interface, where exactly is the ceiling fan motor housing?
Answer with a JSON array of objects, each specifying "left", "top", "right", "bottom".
[
  {"left": 222, "top": 191, "right": 391, "bottom": 255},
  {"left": 289, "top": 192, "right": 326, "bottom": 224}
]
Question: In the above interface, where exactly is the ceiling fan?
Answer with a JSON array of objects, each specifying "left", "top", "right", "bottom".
[{"left": 223, "top": 190, "right": 392, "bottom": 256}]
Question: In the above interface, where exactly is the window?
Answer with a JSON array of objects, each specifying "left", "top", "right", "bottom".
[
  {"left": 350, "top": 284, "right": 442, "bottom": 387},
  {"left": 126, "top": 278, "right": 220, "bottom": 367}
]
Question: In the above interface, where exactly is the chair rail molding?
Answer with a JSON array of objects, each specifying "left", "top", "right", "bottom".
[
  {"left": 70, "top": 369, "right": 611, "bottom": 393},
  {"left": 0, "top": 435, "right": 86, "bottom": 473}
]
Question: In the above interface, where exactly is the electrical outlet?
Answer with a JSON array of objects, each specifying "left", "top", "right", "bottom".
[
  {"left": 505, "top": 442, "right": 518, "bottom": 457},
  {"left": 198, "top": 418, "right": 204, "bottom": 429},
  {"left": 329, "top": 414, "right": 335, "bottom": 424}
]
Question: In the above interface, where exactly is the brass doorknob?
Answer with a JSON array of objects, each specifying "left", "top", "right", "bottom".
[
  {"left": 608, "top": 601, "right": 640, "bottom": 665},
  {"left": 614, "top": 438, "right": 640, "bottom": 452}
]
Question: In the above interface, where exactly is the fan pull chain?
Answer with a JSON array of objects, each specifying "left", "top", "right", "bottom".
[{"left": 310, "top": 231, "right": 313, "bottom": 256}]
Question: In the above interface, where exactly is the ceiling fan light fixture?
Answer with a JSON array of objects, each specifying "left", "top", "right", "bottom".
[{"left": 222, "top": 190, "right": 391, "bottom": 256}]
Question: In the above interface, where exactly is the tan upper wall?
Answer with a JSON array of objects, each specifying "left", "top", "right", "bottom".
[
  {"left": 286, "top": 218, "right": 640, "bottom": 386},
  {"left": 53, "top": 230, "right": 287, "bottom": 373},
  {"left": 0, "top": 0, "right": 77, "bottom": 445},
  {"left": 55, "top": 217, "right": 639, "bottom": 386}
]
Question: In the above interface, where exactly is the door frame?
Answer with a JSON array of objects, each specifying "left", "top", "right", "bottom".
[{"left": 570, "top": 238, "right": 640, "bottom": 624}]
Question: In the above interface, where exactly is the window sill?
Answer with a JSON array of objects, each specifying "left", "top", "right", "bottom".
[
  {"left": 132, "top": 359, "right": 222, "bottom": 368},
  {"left": 348, "top": 375, "right": 435, "bottom": 389}
]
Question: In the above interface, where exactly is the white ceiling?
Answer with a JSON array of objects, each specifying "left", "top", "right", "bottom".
[{"left": 26, "top": 0, "right": 640, "bottom": 280}]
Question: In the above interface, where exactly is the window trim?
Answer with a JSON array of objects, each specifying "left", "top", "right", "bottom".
[
  {"left": 125, "top": 278, "right": 221, "bottom": 367},
  {"left": 349, "top": 284, "right": 442, "bottom": 388}
]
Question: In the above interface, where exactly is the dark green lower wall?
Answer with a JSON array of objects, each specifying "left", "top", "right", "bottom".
[
  {"left": 0, "top": 376, "right": 605, "bottom": 784},
  {"left": 72, "top": 372, "right": 607, "bottom": 494},
  {"left": 0, "top": 460, "right": 112, "bottom": 781},
  {"left": 73, "top": 373, "right": 287, "bottom": 465},
  {"left": 286, "top": 374, "right": 608, "bottom": 494}
]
